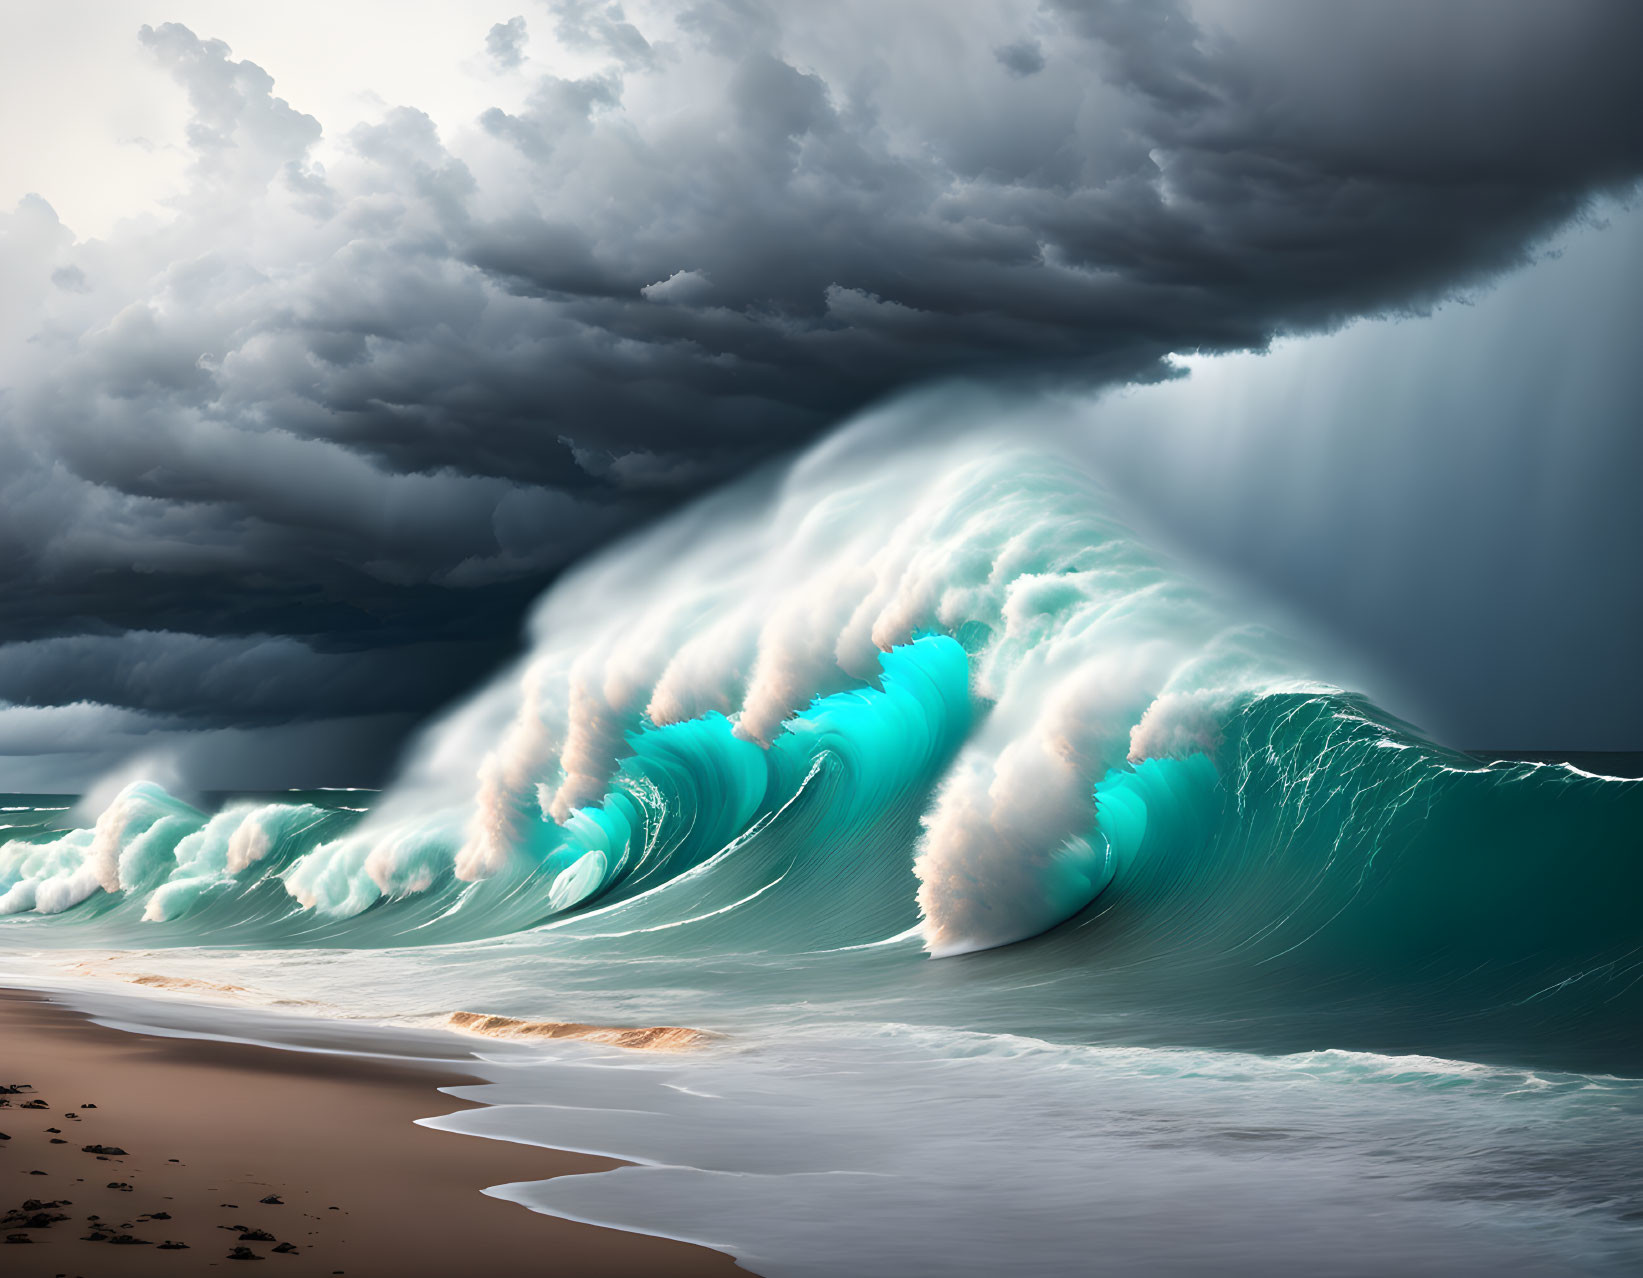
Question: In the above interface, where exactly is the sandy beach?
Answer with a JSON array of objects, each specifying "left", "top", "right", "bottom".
[{"left": 0, "top": 988, "right": 740, "bottom": 1277}]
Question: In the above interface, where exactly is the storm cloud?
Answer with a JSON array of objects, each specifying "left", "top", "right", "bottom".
[{"left": 1, "top": 0, "right": 1640, "bottom": 787}]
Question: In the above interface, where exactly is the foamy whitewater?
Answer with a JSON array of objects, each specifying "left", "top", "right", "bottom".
[{"left": 3, "top": 389, "right": 1641, "bottom": 1275}]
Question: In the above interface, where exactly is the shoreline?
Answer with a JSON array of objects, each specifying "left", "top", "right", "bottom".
[{"left": 0, "top": 987, "right": 742, "bottom": 1276}]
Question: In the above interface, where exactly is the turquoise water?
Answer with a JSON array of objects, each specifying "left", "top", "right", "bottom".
[{"left": 2, "top": 404, "right": 1640, "bottom": 1274}]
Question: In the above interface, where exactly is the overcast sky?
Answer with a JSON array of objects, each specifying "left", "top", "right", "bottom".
[{"left": 0, "top": 0, "right": 1638, "bottom": 792}]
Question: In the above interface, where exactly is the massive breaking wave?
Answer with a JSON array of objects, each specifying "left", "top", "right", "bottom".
[{"left": 2, "top": 388, "right": 1639, "bottom": 1069}]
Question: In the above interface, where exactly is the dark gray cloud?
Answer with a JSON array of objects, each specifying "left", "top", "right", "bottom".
[
  {"left": 1, "top": 0, "right": 1640, "bottom": 787},
  {"left": 487, "top": 16, "right": 529, "bottom": 70},
  {"left": 995, "top": 39, "right": 1047, "bottom": 78},
  {"left": 0, "top": 631, "right": 486, "bottom": 723},
  {"left": 549, "top": 1, "right": 655, "bottom": 68}
]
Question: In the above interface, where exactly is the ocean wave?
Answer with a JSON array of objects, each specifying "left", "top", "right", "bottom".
[
  {"left": 447, "top": 1011, "right": 718, "bottom": 1052},
  {"left": 1, "top": 395, "right": 1638, "bottom": 1068}
]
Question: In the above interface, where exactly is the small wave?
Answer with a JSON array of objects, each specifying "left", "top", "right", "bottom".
[
  {"left": 446, "top": 1011, "right": 720, "bottom": 1052},
  {"left": 122, "top": 972, "right": 249, "bottom": 995},
  {"left": 66, "top": 961, "right": 252, "bottom": 998}
]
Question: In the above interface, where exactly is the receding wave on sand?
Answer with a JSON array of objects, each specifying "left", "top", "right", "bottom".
[
  {"left": 64, "top": 960, "right": 251, "bottom": 997},
  {"left": 62, "top": 961, "right": 319, "bottom": 1007},
  {"left": 122, "top": 972, "right": 249, "bottom": 995},
  {"left": 447, "top": 1011, "right": 719, "bottom": 1052}
]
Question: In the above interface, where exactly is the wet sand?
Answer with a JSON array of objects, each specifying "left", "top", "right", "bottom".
[{"left": 0, "top": 988, "right": 741, "bottom": 1276}]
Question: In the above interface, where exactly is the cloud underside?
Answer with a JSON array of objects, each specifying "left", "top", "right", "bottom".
[{"left": 1, "top": 0, "right": 1640, "bottom": 785}]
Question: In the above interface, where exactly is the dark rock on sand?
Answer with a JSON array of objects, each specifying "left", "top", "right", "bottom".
[
  {"left": 106, "top": 1182, "right": 133, "bottom": 1191},
  {"left": 82, "top": 1231, "right": 108, "bottom": 1241},
  {"left": 240, "top": 1228, "right": 276, "bottom": 1241},
  {"left": 4, "top": 1233, "right": 32, "bottom": 1244},
  {"left": 82, "top": 1144, "right": 127, "bottom": 1155},
  {"left": 145, "top": 1210, "right": 172, "bottom": 1220},
  {"left": 81, "top": 1103, "right": 96, "bottom": 1108},
  {"left": 228, "top": 1244, "right": 264, "bottom": 1260},
  {"left": 272, "top": 1242, "right": 298, "bottom": 1253},
  {"left": 48, "top": 1139, "right": 66, "bottom": 1144},
  {"left": 0, "top": 1132, "right": 9, "bottom": 1139},
  {"left": 159, "top": 1240, "right": 190, "bottom": 1249},
  {"left": 21, "top": 1100, "right": 48, "bottom": 1109},
  {"left": 260, "top": 1194, "right": 284, "bottom": 1204}
]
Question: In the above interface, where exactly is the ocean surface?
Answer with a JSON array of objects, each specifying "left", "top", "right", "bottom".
[{"left": 3, "top": 396, "right": 1641, "bottom": 1275}]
